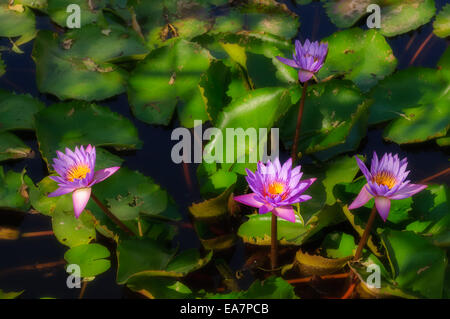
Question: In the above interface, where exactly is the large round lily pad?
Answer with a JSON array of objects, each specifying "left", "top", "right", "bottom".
[
  {"left": 116, "top": 238, "right": 212, "bottom": 283},
  {"left": 64, "top": 243, "right": 111, "bottom": 278},
  {"left": 32, "top": 30, "right": 128, "bottom": 101},
  {"left": 34, "top": 101, "right": 141, "bottom": 169},
  {"left": 280, "top": 80, "right": 367, "bottom": 155},
  {"left": 128, "top": 39, "right": 213, "bottom": 127},
  {"left": 322, "top": 0, "right": 436, "bottom": 37},
  {"left": 317, "top": 28, "right": 397, "bottom": 92},
  {"left": 47, "top": 0, "right": 105, "bottom": 27},
  {"left": 0, "top": 167, "right": 34, "bottom": 212},
  {"left": 381, "top": 229, "right": 447, "bottom": 299},
  {"left": 0, "top": 3, "right": 35, "bottom": 37},
  {"left": 0, "top": 90, "right": 44, "bottom": 131}
]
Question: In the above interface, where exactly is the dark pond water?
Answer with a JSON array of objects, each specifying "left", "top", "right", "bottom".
[{"left": 0, "top": 0, "right": 448, "bottom": 299}]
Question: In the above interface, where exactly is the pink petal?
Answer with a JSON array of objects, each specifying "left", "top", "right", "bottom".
[
  {"left": 72, "top": 188, "right": 92, "bottom": 219},
  {"left": 375, "top": 197, "right": 391, "bottom": 222},
  {"left": 273, "top": 206, "right": 296, "bottom": 223},
  {"left": 349, "top": 184, "right": 373, "bottom": 210},
  {"left": 233, "top": 193, "right": 262, "bottom": 208},
  {"left": 48, "top": 187, "right": 75, "bottom": 197},
  {"left": 259, "top": 204, "right": 273, "bottom": 215},
  {"left": 355, "top": 156, "right": 372, "bottom": 181},
  {"left": 388, "top": 183, "right": 427, "bottom": 200},
  {"left": 276, "top": 56, "right": 299, "bottom": 68},
  {"left": 298, "top": 69, "right": 313, "bottom": 83},
  {"left": 91, "top": 167, "right": 120, "bottom": 185}
]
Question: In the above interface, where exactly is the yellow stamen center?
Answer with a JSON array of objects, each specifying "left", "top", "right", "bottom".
[
  {"left": 372, "top": 171, "right": 396, "bottom": 189},
  {"left": 268, "top": 182, "right": 285, "bottom": 195},
  {"left": 66, "top": 164, "right": 90, "bottom": 182}
]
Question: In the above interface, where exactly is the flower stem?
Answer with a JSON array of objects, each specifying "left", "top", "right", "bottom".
[
  {"left": 91, "top": 193, "right": 135, "bottom": 236},
  {"left": 271, "top": 213, "right": 278, "bottom": 270},
  {"left": 291, "top": 81, "right": 308, "bottom": 163},
  {"left": 353, "top": 205, "right": 378, "bottom": 261}
]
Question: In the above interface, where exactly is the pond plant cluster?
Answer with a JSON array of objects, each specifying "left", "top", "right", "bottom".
[{"left": 0, "top": 0, "right": 449, "bottom": 299}]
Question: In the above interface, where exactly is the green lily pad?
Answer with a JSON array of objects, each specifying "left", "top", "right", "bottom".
[
  {"left": 116, "top": 238, "right": 212, "bottom": 283},
  {"left": 381, "top": 229, "right": 447, "bottom": 298},
  {"left": 29, "top": 176, "right": 72, "bottom": 217},
  {"left": 64, "top": 243, "right": 111, "bottom": 278},
  {"left": 52, "top": 208, "right": 96, "bottom": 248},
  {"left": 314, "top": 100, "right": 370, "bottom": 161},
  {"left": 128, "top": 39, "right": 212, "bottom": 127},
  {"left": 91, "top": 167, "right": 182, "bottom": 222},
  {"left": 321, "top": 0, "right": 372, "bottom": 28},
  {"left": 434, "top": 4, "right": 450, "bottom": 38},
  {"left": 438, "top": 46, "right": 450, "bottom": 84},
  {"left": 28, "top": 175, "right": 97, "bottom": 247},
  {"left": 196, "top": 163, "right": 238, "bottom": 197},
  {"left": 61, "top": 24, "right": 148, "bottom": 62},
  {"left": 321, "top": 155, "right": 364, "bottom": 206},
  {"left": 32, "top": 30, "right": 128, "bottom": 101},
  {"left": 383, "top": 97, "right": 449, "bottom": 144},
  {"left": 148, "top": 18, "right": 212, "bottom": 49},
  {"left": 349, "top": 255, "right": 421, "bottom": 299},
  {"left": 13, "top": 0, "right": 47, "bottom": 10},
  {"left": 238, "top": 213, "right": 311, "bottom": 246},
  {"left": 198, "top": 31, "right": 297, "bottom": 91},
  {"left": 322, "top": 0, "right": 436, "bottom": 37},
  {"left": 211, "top": 1, "right": 299, "bottom": 39},
  {"left": 238, "top": 201, "right": 345, "bottom": 246},
  {"left": 0, "top": 3, "right": 35, "bottom": 37},
  {"left": 126, "top": 277, "right": 193, "bottom": 299},
  {"left": 189, "top": 186, "right": 234, "bottom": 219},
  {"left": 280, "top": 80, "right": 367, "bottom": 154},
  {"left": 0, "top": 167, "right": 34, "bottom": 212},
  {"left": 0, "top": 289, "right": 24, "bottom": 299},
  {"left": 204, "top": 86, "right": 292, "bottom": 163},
  {"left": 369, "top": 67, "right": 449, "bottom": 125},
  {"left": 406, "top": 184, "right": 449, "bottom": 235},
  {"left": 0, "top": 132, "right": 32, "bottom": 162},
  {"left": 340, "top": 202, "right": 383, "bottom": 257},
  {"left": 0, "top": 90, "right": 45, "bottom": 131},
  {"left": 47, "top": 0, "right": 105, "bottom": 27},
  {"left": 322, "top": 232, "right": 356, "bottom": 259},
  {"left": 199, "top": 60, "right": 232, "bottom": 123},
  {"left": 317, "top": 28, "right": 397, "bottom": 92},
  {"left": 296, "top": 249, "right": 352, "bottom": 276},
  {"left": 436, "top": 136, "right": 450, "bottom": 146},
  {"left": 34, "top": 101, "right": 140, "bottom": 169},
  {"left": 380, "top": 0, "right": 436, "bottom": 37},
  {"left": 206, "top": 276, "right": 297, "bottom": 299}
]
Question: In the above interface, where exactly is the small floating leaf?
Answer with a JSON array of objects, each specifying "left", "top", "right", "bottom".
[
  {"left": 64, "top": 243, "right": 111, "bottom": 278},
  {"left": 434, "top": 3, "right": 450, "bottom": 38}
]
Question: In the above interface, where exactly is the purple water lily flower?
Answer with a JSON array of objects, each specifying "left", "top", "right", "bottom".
[
  {"left": 234, "top": 157, "right": 316, "bottom": 223},
  {"left": 349, "top": 152, "right": 427, "bottom": 222},
  {"left": 47, "top": 145, "right": 120, "bottom": 218},
  {"left": 276, "top": 39, "right": 328, "bottom": 83}
]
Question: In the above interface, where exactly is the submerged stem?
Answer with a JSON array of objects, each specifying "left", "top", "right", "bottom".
[
  {"left": 353, "top": 205, "right": 378, "bottom": 261},
  {"left": 271, "top": 213, "right": 278, "bottom": 270},
  {"left": 91, "top": 193, "right": 135, "bottom": 236},
  {"left": 291, "top": 82, "right": 308, "bottom": 163}
]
